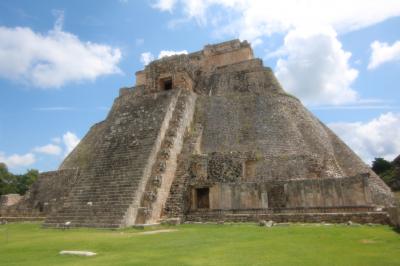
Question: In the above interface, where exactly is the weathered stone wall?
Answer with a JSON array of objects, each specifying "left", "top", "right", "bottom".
[
  {"left": 286, "top": 175, "right": 371, "bottom": 207},
  {"left": 135, "top": 39, "right": 253, "bottom": 87},
  {"left": 159, "top": 40, "right": 394, "bottom": 222},
  {"left": 135, "top": 71, "right": 146, "bottom": 86},
  {"left": 0, "top": 169, "right": 78, "bottom": 218},
  {"left": 200, "top": 40, "right": 253, "bottom": 72},
  {"left": 0, "top": 194, "right": 22, "bottom": 207},
  {"left": 187, "top": 58, "right": 393, "bottom": 206},
  {"left": 324, "top": 125, "right": 394, "bottom": 206},
  {"left": 186, "top": 211, "right": 390, "bottom": 224},
  {"left": 187, "top": 175, "right": 371, "bottom": 211},
  {"left": 387, "top": 207, "right": 400, "bottom": 228},
  {"left": 194, "top": 60, "right": 283, "bottom": 96}
]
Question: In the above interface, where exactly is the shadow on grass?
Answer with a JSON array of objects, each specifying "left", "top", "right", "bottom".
[{"left": 391, "top": 226, "right": 400, "bottom": 234}]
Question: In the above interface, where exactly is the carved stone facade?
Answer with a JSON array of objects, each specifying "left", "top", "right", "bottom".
[{"left": 1, "top": 39, "right": 395, "bottom": 227}]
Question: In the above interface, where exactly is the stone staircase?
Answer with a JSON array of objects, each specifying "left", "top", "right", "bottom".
[
  {"left": 134, "top": 90, "right": 197, "bottom": 224},
  {"left": 163, "top": 124, "right": 203, "bottom": 219},
  {"left": 44, "top": 89, "right": 185, "bottom": 228}
]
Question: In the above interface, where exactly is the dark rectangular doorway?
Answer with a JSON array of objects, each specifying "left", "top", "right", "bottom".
[
  {"left": 163, "top": 78, "right": 172, "bottom": 90},
  {"left": 196, "top": 187, "right": 209, "bottom": 209}
]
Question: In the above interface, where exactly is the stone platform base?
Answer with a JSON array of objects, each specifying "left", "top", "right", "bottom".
[
  {"left": 185, "top": 211, "right": 390, "bottom": 225},
  {"left": 0, "top": 217, "right": 45, "bottom": 223}
]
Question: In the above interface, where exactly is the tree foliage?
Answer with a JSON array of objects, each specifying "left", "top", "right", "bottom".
[
  {"left": 372, "top": 158, "right": 393, "bottom": 175},
  {"left": 0, "top": 163, "right": 39, "bottom": 196},
  {"left": 371, "top": 157, "right": 399, "bottom": 190}
]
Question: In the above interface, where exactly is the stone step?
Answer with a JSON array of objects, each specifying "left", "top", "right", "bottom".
[
  {"left": 73, "top": 184, "right": 141, "bottom": 189},
  {"left": 45, "top": 90, "right": 185, "bottom": 228},
  {"left": 47, "top": 217, "right": 124, "bottom": 224},
  {"left": 43, "top": 222, "right": 121, "bottom": 229},
  {"left": 68, "top": 194, "right": 136, "bottom": 199},
  {"left": 69, "top": 189, "right": 137, "bottom": 194},
  {"left": 63, "top": 201, "right": 134, "bottom": 207},
  {"left": 70, "top": 183, "right": 141, "bottom": 190},
  {"left": 53, "top": 212, "right": 127, "bottom": 218},
  {"left": 71, "top": 182, "right": 140, "bottom": 188},
  {"left": 50, "top": 215, "right": 124, "bottom": 221},
  {"left": 66, "top": 195, "right": 135, "bottom": 201},
  {"left": 46, "top": 214, "right": 124, "bottom": 221},
  {"left": 45, "top": 218, "right": 123, "bottom": 225},
  {"left": 50, "top": 213, "right": 127, "bottom": 219},
  {"left": 58, "top": 203, "right": 131, "bottom": 209},
  {"left": 50, "top": 209, "right": 127, "bottom": 215}
]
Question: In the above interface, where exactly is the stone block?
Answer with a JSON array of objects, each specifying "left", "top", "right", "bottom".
[{"left": 161, "top": 217, "right": 181, "bottom": 226}]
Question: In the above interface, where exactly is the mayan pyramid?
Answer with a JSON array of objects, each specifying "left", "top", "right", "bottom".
[{"left": 1, "top": 40, "right": 394, "bottom": 228}]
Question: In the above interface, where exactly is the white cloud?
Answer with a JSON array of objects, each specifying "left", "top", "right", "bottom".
[
  {"left": 62, "top": 131, "right": 80, "bottom": 156},
  {"left": 152, "top": 1, "right": 400, "bottom": 106},
  {"left": 329, "top": 112, "right": 400, "bottom": 163},
  {"left": 0, "top": 131, "right": 80, "bottom": 171},
  {"left": 368, "top": 40, "right": 400, "bottom": 70},
  {"left": 0, "top": 152, "right": 36, "bottom": 169},
  {"left": 33, "top": 144, "right": 62, "bottom": 155},
  {"left": 153, "top": 0, "right": 400, "bottom": 41},
  {"left": 140, "top": 50, "right": 188, "bottom": 65},
  {"left": 274, "top": 27, "right": 358, "bottom": 105},
  {"left": 140, "top": 52, "right": 154, "bottom": 65},
  {"left": 152, "top": 0, "right": 177, "bottom": 12},
  {"left": 0, "top": 12, "right": 121, "bottom": 88},
  {"left": 158, "top": 50, "right": 188, "bottom": 58}
]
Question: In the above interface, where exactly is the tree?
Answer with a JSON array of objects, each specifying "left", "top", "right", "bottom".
[
  {"left": 0, "top": 163, "right": 39, "bottom": 196},
  {"left": 16, "top": 169, "right": 39, "bottom": 195},
  {"left": 0, "top": 163, "right": 8, "bottom": 195},
  {"left": 0, "top": 163, "right": 16, "bottom": 195},
  {"left": 0, "top": 162, "right": 8, "bottom": 176},
  {"left": 372, "top": 158, "right": 393, "bottom": 175},
  {"left": 371, "top": 157, "right": 396, "bottom": 184}
]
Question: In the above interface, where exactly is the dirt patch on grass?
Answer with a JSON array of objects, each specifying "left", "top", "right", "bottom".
[
  {"left": 359, "top": 239, "right": 377, "bottom": 244},
  {"left": 136, "top": 229, "right": 178, "bottom": 235}
]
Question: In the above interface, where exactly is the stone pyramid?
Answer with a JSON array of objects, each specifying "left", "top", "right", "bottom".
[{"left": 2, "top": 40, "right": 394, "bottom": 227}]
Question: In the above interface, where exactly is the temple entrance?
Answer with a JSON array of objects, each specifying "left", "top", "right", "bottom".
[
  {"left": 160, "top": 78, "right": 173, "bottom": 91},
  {"left": 196, "top": 187, "right": 209, "bottom": 209}
]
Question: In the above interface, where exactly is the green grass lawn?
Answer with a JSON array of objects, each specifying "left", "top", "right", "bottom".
[{"left": 0, "top": 222, "right": 399, "bottom": 266}]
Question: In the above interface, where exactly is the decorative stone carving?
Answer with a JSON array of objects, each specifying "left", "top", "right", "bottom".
[
  {"left": 152, "top": 175, "right": 162, "bottom": 187},
  {"left": 145, "top": 191, "right": 157, "bottom": 202}
]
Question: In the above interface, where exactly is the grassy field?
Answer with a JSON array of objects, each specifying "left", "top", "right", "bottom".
[{"left": 0, "top": 222, "right": 399, "bottom": 266}]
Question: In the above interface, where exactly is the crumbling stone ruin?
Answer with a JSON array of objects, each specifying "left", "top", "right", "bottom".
[{"left": 1, "top": 40, "right": 396, "bottom": 227}]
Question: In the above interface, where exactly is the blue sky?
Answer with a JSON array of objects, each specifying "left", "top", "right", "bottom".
[{"left": 0, "top": 0, "right": 399, "bottom": 173}]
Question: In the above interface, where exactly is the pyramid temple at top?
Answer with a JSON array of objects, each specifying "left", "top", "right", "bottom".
[{"left": 1, "top": 40, "right": 395, "bottom": 228}]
